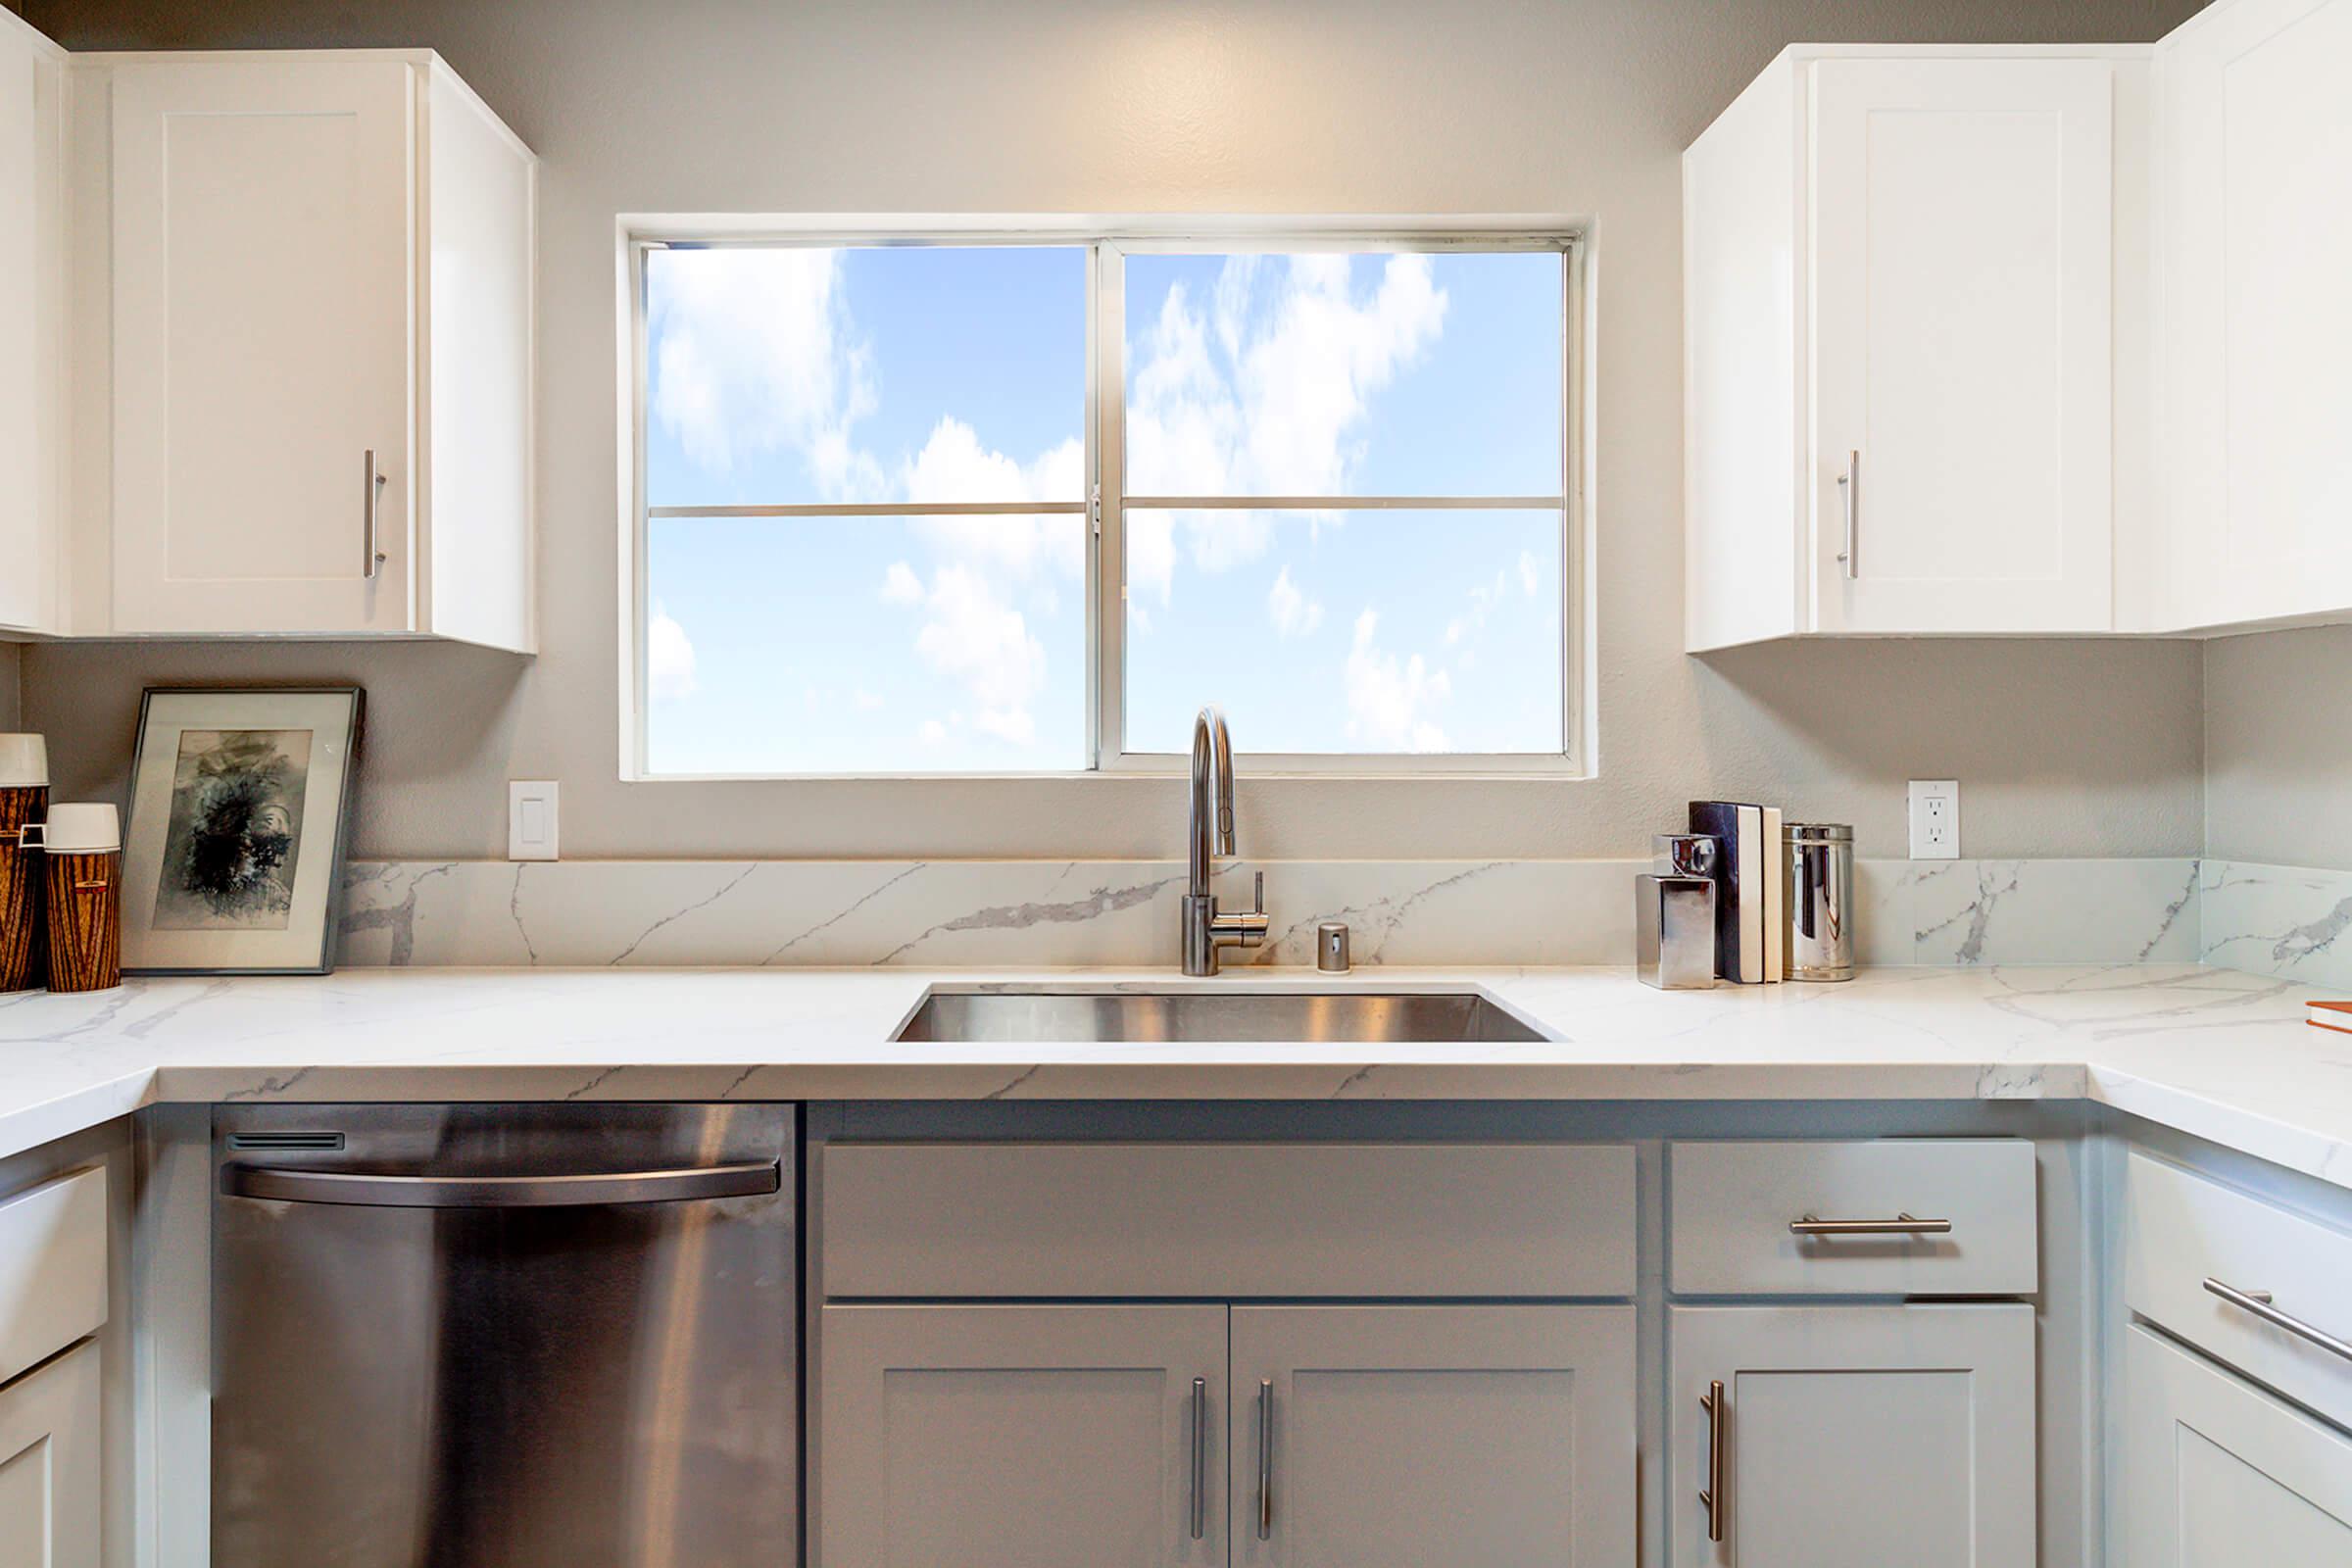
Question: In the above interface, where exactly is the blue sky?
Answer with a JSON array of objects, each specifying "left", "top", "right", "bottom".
[{"left": 643, "top": 244, "right": 1563, "bottom": 773}]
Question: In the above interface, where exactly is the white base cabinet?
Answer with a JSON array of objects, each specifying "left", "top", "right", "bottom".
[
  {"left": 2123, "top": 1324, "right": 2352, "bottom": 1565},
  {"left": 67, "top": 48, "right": 535, "bottom": 648},
  {"left": 0, "top": 1341, "right": 101, "bottom": 1568},
  {"left": 1668, "top": 1303, "right": 2036, "bottom": 1567}
]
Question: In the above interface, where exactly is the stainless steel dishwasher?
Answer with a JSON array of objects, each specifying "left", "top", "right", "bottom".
[{"left": 213, "top": 1102, "right": 797, "bottom": 1568}]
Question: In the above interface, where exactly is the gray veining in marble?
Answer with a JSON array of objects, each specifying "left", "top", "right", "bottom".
[{"left": 2199, "top": 860, "right": 2352, "bottom": 991}]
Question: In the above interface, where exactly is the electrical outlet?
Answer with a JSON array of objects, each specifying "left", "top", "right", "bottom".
[
  {"left": 509, "top": 781, "right": 560, "bottom": 861},
  {"left": 1908, "top": 779, "right": 1959, "bottom": 859}
]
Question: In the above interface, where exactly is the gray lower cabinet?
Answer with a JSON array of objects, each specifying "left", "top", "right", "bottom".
[
  {"left": 1668, "top": 1303, "right": 2035, "bottom": 1567},
  {"left": 1230, "top": 1304, "right": 1635, "bottom": 1567},
  {"left": 817, "top": 1303, "right": 1228, "bottom": 1568},
  {"left": 2122, "top": 1324, "right": 2352, "bottom": 1564},
  {"left": 816, "top": 1301, "right": 1637, "bottom": 1567}
]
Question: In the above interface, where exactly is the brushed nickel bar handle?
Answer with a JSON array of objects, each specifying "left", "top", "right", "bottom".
[
  {"left": 1790, "top": 1211, "right": 1951, "bottom": 1236},
  {"left": 1190, "top": 1377, "right": 1207, "bottom": 1542},
  {"left": 363, "top": 449, "right": 388, "bottom": 578},
  {"left": 1256, "top": 1378, "right": 1274, "bottom": 1542},
  {"left": 2205, "top": 1277, "right": 2352, "bottom": 1363},
  {"left": 1699, "top": 1379, "right": 1725, "bottom": 1544},
  {"left": 222, "top": 1161, "right": 780, "bottom": 1208},
  {"left": 1836, "top": 449, "right": 1859, "bottom": 577}
]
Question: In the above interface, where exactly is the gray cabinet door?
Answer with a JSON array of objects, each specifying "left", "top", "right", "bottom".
[
  {"left": 816, "top": 1303, "right": 1226, "bottom": 1568},
  {"left": 1230, "top": 1304, "right": 1636, "bottom": 1567},
  {"left": 2123, "top": 1323, "right": 2352, "bottom": 1565},
  {"left": 1667, "top": 1303, "right": 2034, "bottom": 1567}
]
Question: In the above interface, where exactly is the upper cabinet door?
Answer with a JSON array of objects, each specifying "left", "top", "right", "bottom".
[
  {"left": 1810, "top": 58, "right": 2115, "bottom": 634},
  {"left": 2153, "top": 0, "right": 2352, "bottom": 630},
  {"left": 108, "top": 56, "right": 416, "bottom": 634},
  {"left": 1231, "top": 1304, "right": 1636, "bottom": 1568},
  {"left": 0, "top": 14, "right": 63, "bottom": 635}
]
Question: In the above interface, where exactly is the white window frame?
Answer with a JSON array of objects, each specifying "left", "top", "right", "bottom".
[{"left": 618, "top": 216, "right": 1590, "bottom": 782}]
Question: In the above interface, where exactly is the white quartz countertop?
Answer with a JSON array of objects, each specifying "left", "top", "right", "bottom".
[{"left": 1, "top": 963, "right": 2347, "bottom": 1189}]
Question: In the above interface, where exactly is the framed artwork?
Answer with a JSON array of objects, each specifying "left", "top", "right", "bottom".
[{"left": 122, "top": 688, "right": 364, "bottom": 975}]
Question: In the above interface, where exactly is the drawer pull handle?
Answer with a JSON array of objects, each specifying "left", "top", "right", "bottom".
[
  {"left": 1699, "top": 1379, "right": 1726, "bottom": 1543},
  {"left": 1790, "top": 1211, "right": 1951, "bottom": 1236},
  {"left": 2205, "top": 1277, "right": 2352, "bottom": 1364}
]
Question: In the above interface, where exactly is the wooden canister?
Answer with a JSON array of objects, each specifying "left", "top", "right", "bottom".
[
  {"left": 31, "top": 804, "right": 122, "bottom": 995},
  {"left": 44, "top": 851, "right": 122, "bottom": 994},
  {"left": 0, "top": 783, "right": 46, "bottom": 992}
]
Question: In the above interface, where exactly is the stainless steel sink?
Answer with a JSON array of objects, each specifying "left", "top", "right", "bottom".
[{"left": 894, "top": 989, "right": 1545, "bottom": 1044}]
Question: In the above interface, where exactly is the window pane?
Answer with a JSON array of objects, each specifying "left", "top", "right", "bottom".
[
  {"left": 1123, "top": 509, "right": 1564, "bottom": 755},
  {"left": 1122, "top": 250, "right": 1563, "bottom": 498},
  {"left": 646, "top": 514, "right": 1086, "bottom": 773},
  {"left": 646, "top": 245, "right": 1086, "bottom": 509}
]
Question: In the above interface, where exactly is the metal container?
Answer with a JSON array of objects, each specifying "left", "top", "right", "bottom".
[
  {"left": 1652, "top": 832, "right": 1719, "bottom": 879},
  {"left": 1636, "top": 873, "right": 1716, "bottom": 990},
  {"left": 1316, "top": 921, "right": 1352, "bottom": 973},
  {"left": 1784, "top": 821, "right": 1855, "bottom": 982}
]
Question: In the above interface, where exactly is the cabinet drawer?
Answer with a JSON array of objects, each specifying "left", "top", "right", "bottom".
[
  {"left": 820, "top": 1142, "right": 1635, "bottom": 1299},
  {"left": 1670, "top": 1140, "right": 2036, "bottom": 1297},
  {"left": 2124, "top": 1152, "right": 2352, "bottom": 1431},
  {"left": 0, "top": 1166, "right": 106, "bottom": 1388}
]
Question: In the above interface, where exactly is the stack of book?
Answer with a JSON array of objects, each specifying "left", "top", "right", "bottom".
[
  {"left": 1689, "top": 800, "right": 1786, "bottom": 985},
  {"left": 2310, "top": 1000, "right": 2352, "bottom": 1035}
]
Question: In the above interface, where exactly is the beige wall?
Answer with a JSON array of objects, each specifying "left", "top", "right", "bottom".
[
  {"left": 22, "top": 0, "right": 2209, "bottom": 862},
  {"left": 2205, "top": 624, "right": 2352, "bottom": 871}
]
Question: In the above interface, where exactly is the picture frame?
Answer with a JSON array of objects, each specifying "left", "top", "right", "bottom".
[{"left": 121, "top": 688, "right": 364, "bottom": 976}]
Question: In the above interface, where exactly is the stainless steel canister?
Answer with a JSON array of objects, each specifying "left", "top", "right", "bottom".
[{"left": 1784, "top": 822, "right": 1854, "bottom": 981}]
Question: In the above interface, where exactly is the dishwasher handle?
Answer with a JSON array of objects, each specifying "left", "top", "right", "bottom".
[{"left": 221, "top": 1160, "right": 782, "bottom": 1209}]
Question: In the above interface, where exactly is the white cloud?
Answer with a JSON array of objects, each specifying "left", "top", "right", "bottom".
[
  {"left": 881, "top": 561, "right": 924, "bottom": 604},
  {"left": 1267, "top": 566, "right": 1324, "bottom": 639},
  {"left": 1518, "top": 550, "right": 1541, "bottom": 597},
  {"left": 910, "top": 565, "right": 1046, "bottom": 746},
  {"left": 647, "top": 603, "right": 698, "bottom": 702},
  {"left": 1345, "top": 608, "right": 1449, "bottom": 752},
  {"left": 854, "top": 689, "right": 884, "bottom": 711},
  {"left": 918, "top": 718, "right": 948, "bottom": 747},
  {"left": 648, "top": 248, "right": 881, "bottom": 498},
  {"left": 1124, "top": 255, "right": 1450, "bottom": 602},
  {"left": 903, "top": 417, "right": 1084, "bottom": 581}
]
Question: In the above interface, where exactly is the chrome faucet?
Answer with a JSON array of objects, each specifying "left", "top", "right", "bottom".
[{"left": 1180, "top": 706, "right": 1269, "bottom": 976}]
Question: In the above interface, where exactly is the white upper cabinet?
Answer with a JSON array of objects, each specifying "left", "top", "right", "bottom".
[
  {"left": 72, "top": 50, "right": 534, "bottom": 648},
  {"left": 2148, "top": 0, "right": 2352, "bottom": 633},
  {"left": 0, "top": 12, "right": 65, "bottom": 636},
  {"left": 1685, "top": 48, "right": 2134, "bottom": 648}
]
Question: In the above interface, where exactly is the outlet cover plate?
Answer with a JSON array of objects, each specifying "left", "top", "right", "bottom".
[
  {"left": 1908, "top": 779, "right": 1959, "bottom": 860},
  {"left": 509, "top": 781, "right": 559, "bottom": 861}
]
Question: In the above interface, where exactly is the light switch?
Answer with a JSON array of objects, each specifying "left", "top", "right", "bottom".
[{"left": 509, "top": 781, "right": 560, "bottom": 861}]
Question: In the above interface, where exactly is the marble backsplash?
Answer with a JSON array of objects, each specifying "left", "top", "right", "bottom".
[
  {"left": 2197, "top": 860, "right": 2352, "bottom": 991},
  {"left": 336, "top": 857, "right": 2207, "bottom": 969}
]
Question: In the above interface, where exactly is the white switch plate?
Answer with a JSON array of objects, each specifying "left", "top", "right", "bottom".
[
  {"left": 508, "top": 781, "right": 559, "bottom": 861},
  {"left": 1908, "top": 779, "right": 1959, "bottom": 859}
]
